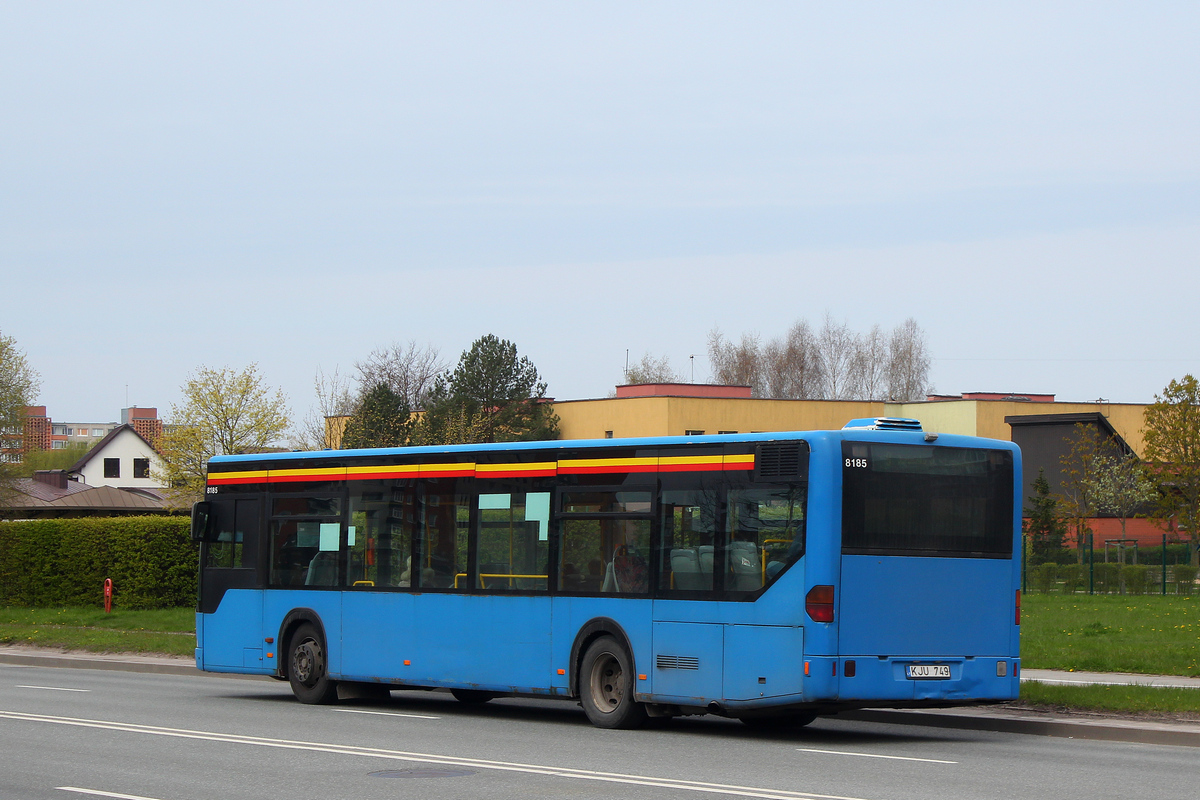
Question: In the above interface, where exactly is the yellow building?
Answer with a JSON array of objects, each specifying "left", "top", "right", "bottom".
[{"left": 554, "top": 385, "right": 1147, "bottom": 454}]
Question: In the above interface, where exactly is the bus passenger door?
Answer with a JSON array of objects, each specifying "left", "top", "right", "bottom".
[{"left": 198, "top": 497, "right": 265, "bottom": 670}]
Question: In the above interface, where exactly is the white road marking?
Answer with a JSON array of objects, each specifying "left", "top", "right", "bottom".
[
  {"left": 17, "top": 685, "right": 90, "bottom": 693},
  {"left": 797, "top": 748, "right": 957, "bottom": 764},
  {"left": 331, "top": 708, "right": 440, "bottom": 720},
  {"left": 3, "top": 710, "right": 880, "bottom": 800},
  {"left": 58, "top": 788, "right": 165, "bottom": 800}
]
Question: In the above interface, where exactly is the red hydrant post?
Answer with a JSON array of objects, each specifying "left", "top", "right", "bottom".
[{"left": 103, "top": 578, "right": 113, "bottom": 614}]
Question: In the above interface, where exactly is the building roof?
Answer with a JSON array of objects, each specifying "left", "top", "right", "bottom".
[
  {"left": 67, "top": 424, "right": 159, "bottom": 474},
  {"left": 3, "top": 476, "right": 170, "bottom": 518}
]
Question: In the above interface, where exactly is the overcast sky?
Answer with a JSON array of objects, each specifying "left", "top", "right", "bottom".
[{"left": 3, "top": 2, "right": 1198, "bottom": 424}]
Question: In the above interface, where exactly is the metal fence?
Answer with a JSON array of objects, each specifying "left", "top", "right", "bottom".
[{"left": 1023, "top": 534, "right": 1199, "bottom": 595}]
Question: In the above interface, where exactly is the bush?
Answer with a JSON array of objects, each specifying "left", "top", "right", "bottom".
[
  {"left": 1121, "top": 564, "right": 1149, "bottom": 596},
  {"left": 1173, "top": 565, "right": 1198, "bottom": 596},
  {"left": 0, "top": 517, "right": 196, "bottom": 609},
  {"left": 1092, "top": 562, "right": 1120, "bottom": 594},
  {"left": 1059, "top": 564, "right": 1084, "bottom": 594},
  {"left": 1030, "top": 563, "right": 1059, "bottom": 593}
]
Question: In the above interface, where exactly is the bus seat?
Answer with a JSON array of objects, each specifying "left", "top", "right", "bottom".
[
  {"left": 729, "top": 541, "right": 762, "bottom": 590},
  {"left": 601, "top": 560, "right": 617, "bottom": 592},
  {"left": 305, "top": 551, "right": 338, "bottom": 586},
  {"left": 671, "top": 548, "right": 704, "bottom": 590},
  {"left": 697, "top": 545, "right": 715, "bottom": 578}
]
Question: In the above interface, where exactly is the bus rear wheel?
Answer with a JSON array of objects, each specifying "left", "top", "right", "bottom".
[
  {"left": 579, "top": 636, "right": 647, "bottom": 729},
  {"left": 288, "top": 623, "right": 338, "bottom": 704}
]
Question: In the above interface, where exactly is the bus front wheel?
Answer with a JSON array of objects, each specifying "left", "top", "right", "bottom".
[
  {"left": 288, "top": 623, "right": 338, "bottom": 704},
  {"left": 579, "top": 636, "right": 647, "bottom": 729}
]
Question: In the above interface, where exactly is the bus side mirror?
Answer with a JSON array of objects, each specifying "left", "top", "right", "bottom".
[{"left": 191, "top": 501, "right": 212, "bottom": 543}]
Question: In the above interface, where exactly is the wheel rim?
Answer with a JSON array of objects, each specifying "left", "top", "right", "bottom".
[
  {"left": 588, "top": 652, "right": 623, "bottom": 713},
  {"left": 293, "top": 638, "right": 323, "bottom": 687}
]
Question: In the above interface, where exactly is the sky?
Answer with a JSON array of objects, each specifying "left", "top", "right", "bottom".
[{"left": 3, "top": 2, "right": 1198, "bottom": 424}]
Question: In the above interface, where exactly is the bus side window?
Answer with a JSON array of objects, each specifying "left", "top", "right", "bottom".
[
  {"left": 348, "top": 482, "right": 414, "bottom": 589},
  {"left": 658, "top": 490, "right": 718, "bottom": 594},
  {"left": 476, "top": 492, "right": 550, "bottom": 592},
  {"left": 414, "top": 480, "right": 469, "bottom": 590},
  {"left": 559, "top": 519, "right": 605, "bottom": 592},
  {"left": 726, "top": 485, "right": 806, "bottom": 594}
]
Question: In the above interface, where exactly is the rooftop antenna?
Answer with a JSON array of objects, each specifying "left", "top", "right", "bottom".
[{"left": 689, "top": 355, "right": 695, "bottom": 383}]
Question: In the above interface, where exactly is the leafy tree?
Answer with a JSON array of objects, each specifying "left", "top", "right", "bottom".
[
  {"left": 1024, "top": 468, "right": 1070, "bottom": 565},
  {"left": 341, "top": 383, "right": 413, "bottom": 449},
  {"left": 1142, "top": 374, "right": 1200, "bottom": 566},
  {"left": 1090, "top": 452, "right": 1157, "bottom": 543},
  {"left": 417, "top": 335, "right": 558, "bottom": 445},
  {"left": 157, "top": 364, "right": 291, "bottom": 507},
  {"left": 0, "top": 331, "right": 40, "bottom": 506},
  {"left": 19, "top": 442, "right": 91, "bottom": 476},
  {"left": 1058, "top": 423, "right": 1111, "bottom": 561}
]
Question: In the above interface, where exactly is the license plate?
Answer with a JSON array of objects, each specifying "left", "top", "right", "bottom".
[{"left": 906, "top": 664, "right": 951, "bottom": 680}]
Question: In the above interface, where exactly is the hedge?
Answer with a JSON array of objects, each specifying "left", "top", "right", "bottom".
[{"left": 0, "top": 516, "right": 197, "bottom": 609}]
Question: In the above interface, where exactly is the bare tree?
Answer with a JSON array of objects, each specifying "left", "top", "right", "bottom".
[
  {"left": 291, "top": 366, "right": 355, "bottom": 450},
  {"left": 707, "top": 328, "right": 764, "bottom": 395},
  {"left": 623, "top": 352, "right": 686, "bottom": 385},
  {"left": 886, "top": 318, "right": 932, "bottom": 401},
  {"left": 709, "top": 317, "right": 933, "bottom": 402},
  {"left": 849, "top": 324, "right": 889, "bottom": 401},
  {"left": 762, "top": 320, "right": 820, "bottom": 399},
  {"left": 355, "top": 341, "right": 447, "bottom": 409},
  {"left": 814, "top": 314, "right": 858, "bottom": 400}
]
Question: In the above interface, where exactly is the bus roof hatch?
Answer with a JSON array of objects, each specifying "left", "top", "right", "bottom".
[{"left": 842, "top": 417, "right": 923, "bottom": 432}]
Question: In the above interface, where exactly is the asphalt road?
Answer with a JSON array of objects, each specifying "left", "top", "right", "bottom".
[{"left": 0, "top": 664, "right": 1196, "bottom": 800}]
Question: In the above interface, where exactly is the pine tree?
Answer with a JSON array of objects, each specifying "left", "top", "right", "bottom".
[{"left": 1024, "top": 468, "right": 1069, "bottom": 565}]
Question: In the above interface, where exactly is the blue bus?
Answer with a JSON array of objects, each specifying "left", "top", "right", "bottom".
[{"left": 191, "top": 418, "right": 1021, "bottom": 728}]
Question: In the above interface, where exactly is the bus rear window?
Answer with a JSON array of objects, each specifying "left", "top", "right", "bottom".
[{"left": 841, "top": 443, "right": 1013, "bottom": 558}]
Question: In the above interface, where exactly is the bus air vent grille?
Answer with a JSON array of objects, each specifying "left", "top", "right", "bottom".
[
  {"left": 755, "top": 443, "right": 802, "bottom": 480},
  {"left": 656, "top": 654, "right": 700, "bottom": 670}
]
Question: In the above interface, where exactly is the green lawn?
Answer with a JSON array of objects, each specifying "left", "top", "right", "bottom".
[
  {"left": 0, "top": 606, "right": 195, "bottom": 657},
  {"left": 1021, "top": 594, "right": 1200, "bottom": 676}
]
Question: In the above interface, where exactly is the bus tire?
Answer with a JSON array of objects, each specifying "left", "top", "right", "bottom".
[
  {"left": 579, "top": 636, "right": 647, "bottom": 729},
  {"left": 450, "top": 689, "right": 497, "bottom": 704},
  {"left": 288, "top": 623, "right": 338, "bottom": 704},
  {"left": 739, "top": 711, "right": 817, "bottom": 730}
]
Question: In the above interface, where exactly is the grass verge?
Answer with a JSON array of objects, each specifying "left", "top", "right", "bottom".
[
  {"left": 1018, "top": 680, "right": 1200, "bottom": 716},
  {"left": 0, "top": 606, "right": 194, "bottom": 657}
]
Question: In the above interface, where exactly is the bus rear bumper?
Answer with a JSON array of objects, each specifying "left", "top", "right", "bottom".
[{"left": 835, "top": 655, "right": 1021, "bottom": 702}]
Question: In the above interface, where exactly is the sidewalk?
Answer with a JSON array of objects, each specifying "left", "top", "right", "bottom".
[
  {"left": 2, "top": 645, "right": 1198, "bottom": 746},
  {"left": 1021, "top": 667, "right": 1200, "bottom": 690}
]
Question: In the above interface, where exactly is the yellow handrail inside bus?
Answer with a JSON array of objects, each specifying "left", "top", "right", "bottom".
[{"left": 453, "top": 572, "right": 549, "bottom": 589}]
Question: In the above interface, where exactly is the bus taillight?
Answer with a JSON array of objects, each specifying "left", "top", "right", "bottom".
[
  {"left": 806, "top": 585, "right": 835, "bottom": 623},
  {"left": 1015, "top": 589, "right": 1021, "bottom": 625}
]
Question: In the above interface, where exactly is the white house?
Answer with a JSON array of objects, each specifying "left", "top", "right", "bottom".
[{"left": 68, "top": 424, "right": 165, "bottom": 489}]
